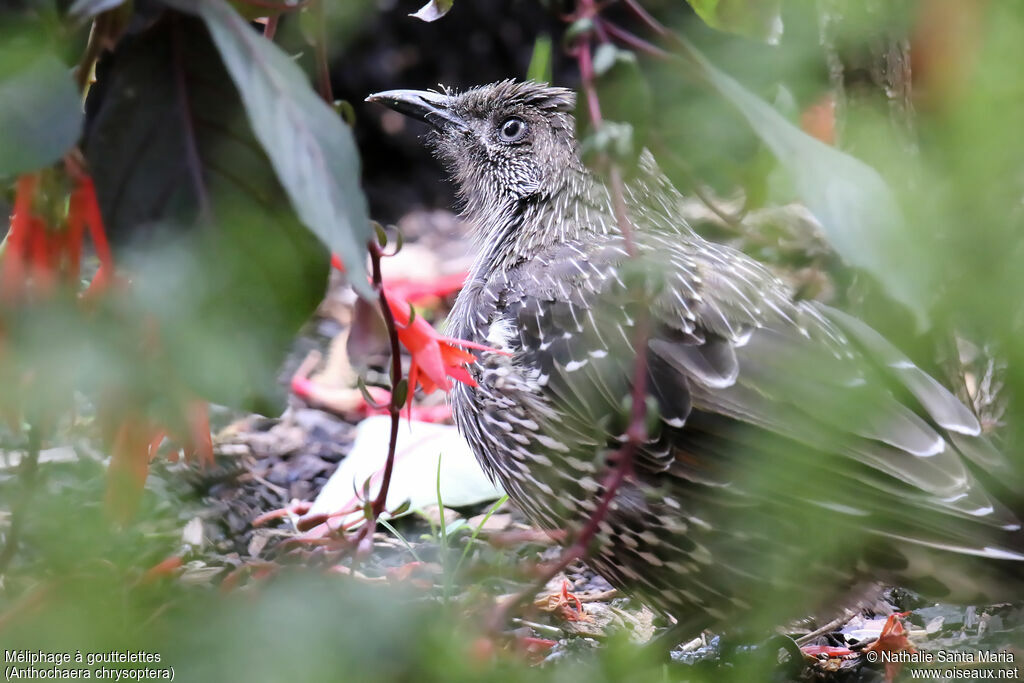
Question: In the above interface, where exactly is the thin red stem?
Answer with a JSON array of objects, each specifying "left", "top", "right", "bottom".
[
  {"left": 336, "top": 242, "right": 404, "bottom": 564},
  {"left": 571, "top": 0, "right": 650, "bottom": 540},
  {"left": 576, "top": 1, "right": 605, "bottom": 132},
  {"left": 368, "top": 241, "right": 403, "bottom": 520},
  {"left": 489, "top": 0, "right": 654, "bottom": 634},
  {"left": 621, "top": 0, "right": 671, "bottom": 38},
  {"left": 263, "top": 15, "right": 279, "bottom": 40},
  {"left": 600, "top": 19, "right": 671, "bottom": 61}
]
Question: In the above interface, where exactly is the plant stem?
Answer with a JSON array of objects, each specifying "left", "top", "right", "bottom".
[
  {"left": 621, "top": 0, "right": 671, "bottom": 38},
  {"left": 263, "top": 15, "right": 279, "bottom": 40},
  {"left": 600, "top": 19, "right": 671, "bottom": 61},
  {"left": 489, "top": 0, "right": 653, "bottom": 633},
  {"left": 341, "top": 241, "right": 403, "bottom": 565},
  {"left": 313, "top": 0, "right": 333, "bottom": 104},
  {"left": 368, "top": 241, "right": 402, "bottom": 521}
]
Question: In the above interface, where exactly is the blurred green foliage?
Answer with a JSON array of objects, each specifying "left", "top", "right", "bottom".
[{"left": 2, "top": 0, "right": 1024, "bottom": 680}]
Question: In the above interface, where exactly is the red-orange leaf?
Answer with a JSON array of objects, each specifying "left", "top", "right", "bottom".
[{"left": 105, "top": 416, "right": 160, "bottom": 522}]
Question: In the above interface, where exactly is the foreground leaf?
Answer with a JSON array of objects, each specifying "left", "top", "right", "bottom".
[
  {"left": 676, "top": 42, "right": 930, "bottom": 328},
  {"left": 84, "top": 13, "right": 329, "bottom": 412},
  {"left": 0, "top": 53, "right": 82, "bottom": 176},
  {"left": 164, "top": 0, "right": 373, "bottom": 296},
  {"left": 686, "top": 0, "right": 783, "bottom": 44}
]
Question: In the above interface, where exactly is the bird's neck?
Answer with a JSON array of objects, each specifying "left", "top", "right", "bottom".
[{"left": 463, "top": 153, "right": 698, "bottom": 280}]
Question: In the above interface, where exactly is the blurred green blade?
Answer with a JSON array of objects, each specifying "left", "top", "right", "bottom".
[
  {"left": 677, "top": 42, "right": 930, "bottom": 328},
  {"left": 0, "top": 53, "right": 82, "bottom": 177},
  {"left": 527, "top": 34, "right": 553, "bottom": 83},
  {"left": 165, "top": 0, "right": 373, "bottom": 297}
]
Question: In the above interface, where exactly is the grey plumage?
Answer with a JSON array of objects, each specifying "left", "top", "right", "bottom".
[{"left": 368, "top": 81, "right": 1024, "bottom": 629}]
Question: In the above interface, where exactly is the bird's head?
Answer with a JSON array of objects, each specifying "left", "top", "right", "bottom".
[{"left": 367, "top": 81, "right": 581, "bottom": 218}]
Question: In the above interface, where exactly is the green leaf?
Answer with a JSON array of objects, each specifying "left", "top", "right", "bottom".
[
  {"left": 373, "top": 222, "right": 387, "bottom": 247},
  {"left": 391, "top": 378, "right": 409, "bottom": 407},
  {"left": 409, "top": 0, "right": 453, "bottom": 22},
  {"left": 356, "top": 377, "right": 384, "bottom": 409},
  {"left": 84, "top": 13, "right": 329, "bottom": 412},
  {"left": 592, "top": 43, "right": 622, "bottom": 77},
  {"left": 334, "top": 99, "right": 356, "bottom": 127},
  {"left": 526, "top": 34, "right": 552, "bottom": 84},
  {"left": 443, "top": 518, "right": 466, "bottom": 536},
  {"left": 579, "top": 120, "right": 635, "bottom": 164},
  {"left": 389, "top": 499, "right": 412, "bottom": 518},
  {"left": 687, "top": 0, "right": 783, "bottom": 44},
  {"left": 390, "top": 228, "right": 404, "bottom": 255},
  {"left": 563, "top": 17, "right": 594, "bottom": 45},
  {"left": 0, "top": 53, "right": 82, "bottom": 177},
  {"left": 676, "top": 41, "right": 930, "bottom": 328},
  {"left": 163, "top": 0, "right": 373, "bottom": 297}
]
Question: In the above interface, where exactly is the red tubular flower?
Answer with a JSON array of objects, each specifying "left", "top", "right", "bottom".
[
  {"left": 65, "top": 197, "right": 84, "bottom": 283},
  {"left": 28, "top": 217, "right": 56, "bottom": 297},
  {"left": 75, "top": 177, "right": 113, "bottom": 270},
  {"left": 181, "top": 399, "right": 214, "bottom": 467},
  {"left": 864, "top": 612, "right": 916, "bottom": 683},
  {"left": 102, "top": 398, "right": 213, "bottom": 521},
  {"left": 384, "top": 287, "right": 506, "bottom": 409},
  {"left": 317, "top": 254, "right": 501, "bottom": 415},
  {"left": 1, "top": 175, "right": 38, "bottom": 302},
  {"left": 139, "top": 555, "right": 184, "bottom": 584},
  {"left": 382, "top": 271, "right": 468, "bottom": 303},
  {"left": 105, "top": 414, "right": 160, "bottom": 522},
  {"left": 2, "top": 173, "right": 114, "bottom": 302},
  {"left": 1, "top": 171, "right": 212, "bottom": 523},
  {"left": 68, "top": 175, "right": 115, "bottom": 296}
]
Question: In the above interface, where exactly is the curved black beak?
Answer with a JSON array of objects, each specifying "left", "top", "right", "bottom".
[{"left": 365, "top": 89, "right": 469, "bottom": 133}]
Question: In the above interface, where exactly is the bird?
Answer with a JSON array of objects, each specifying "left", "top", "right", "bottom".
[{"left": 366, "top": 81, "right": 1024, "bottom": 634}]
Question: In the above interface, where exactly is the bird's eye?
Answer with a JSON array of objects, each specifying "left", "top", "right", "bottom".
[{"left": 499, "top": 117, "right": 528, "bottom": 143}]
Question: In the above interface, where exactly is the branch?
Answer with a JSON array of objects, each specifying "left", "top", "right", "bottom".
[
  {"left": 313, "top": 0, "right": 333, "bottom": 104},
  {"left": 621, "top": 0, "right": 671, "bottom": 39},
  {"left": 332, "top": 241, "right": 405, "bottom": 562},
  {"left": 263, "top": 16, "right": 279, "bottom": 40},
  {"left": 600, "top": 19, "right": 671, "bottom": 61},
  {"left": 368, "top": 242, "right": 403, "bottom": 516}
]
